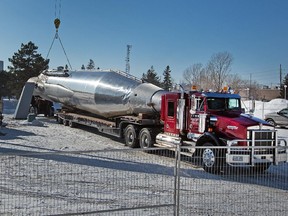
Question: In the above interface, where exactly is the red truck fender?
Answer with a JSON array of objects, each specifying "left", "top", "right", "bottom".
[{"left": 196, "top": 132, "right": 224, "bottom": 147}]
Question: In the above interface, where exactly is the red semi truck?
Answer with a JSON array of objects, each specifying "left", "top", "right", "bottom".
[
  {"left": 29, "top": 69, "right": 287, "bottom": 173},
  {"left": 156, "top": 88, "right": 287, "bottom": 173}
]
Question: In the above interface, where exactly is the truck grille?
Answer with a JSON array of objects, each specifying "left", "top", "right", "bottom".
[
  {"left": 253, "top": 131, "right": 273, "bottom": 146},
  {"left": 247, "top": 129, "right": 276, "bottom": 154}
]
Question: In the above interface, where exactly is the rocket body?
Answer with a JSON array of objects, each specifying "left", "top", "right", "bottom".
[{"left": 30, "top": 70, "right": 165, "bottom": 118}]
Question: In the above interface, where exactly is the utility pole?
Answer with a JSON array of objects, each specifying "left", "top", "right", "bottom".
[
  {"left": 125, "top": 45, "right": 132, "bottom": 74},
  {"left": 249, "top": 73, "right": 252, "bottom": 99},
  {"left": 280, "top": 64, "right": 282, "bottom": 86}
]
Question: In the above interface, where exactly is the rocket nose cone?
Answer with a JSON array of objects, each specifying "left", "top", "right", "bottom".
[
  {"left": 130, "top": 83, "right": 167, "bottom": 114},
  {"left": 151, "top": 89, "right": 167, "bottom": 112}
]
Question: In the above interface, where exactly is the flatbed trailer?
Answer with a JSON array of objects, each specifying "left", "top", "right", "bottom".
[{"left": 56, "top": 111, "right": 162, "bottom": 143}]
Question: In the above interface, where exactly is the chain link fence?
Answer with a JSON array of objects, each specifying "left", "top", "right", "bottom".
[{"left": 0, "top": 146, "right": 288, "bottom": 215}]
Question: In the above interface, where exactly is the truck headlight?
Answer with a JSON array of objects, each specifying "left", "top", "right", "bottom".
[{"left": 278, "top": 138, "right": 287, "bottom": 147}]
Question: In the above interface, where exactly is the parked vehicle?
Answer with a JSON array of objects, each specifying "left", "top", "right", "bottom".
[
  {"left": 25, "top": 69, "right": 287, "bottom": 173},
  {"left": 265, "top": 108, "right": 288, "bottom": 127}
]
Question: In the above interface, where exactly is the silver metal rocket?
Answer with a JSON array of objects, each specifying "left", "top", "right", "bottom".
[{"left": 29, "top": 69, "right": 166, "bottom": 118}]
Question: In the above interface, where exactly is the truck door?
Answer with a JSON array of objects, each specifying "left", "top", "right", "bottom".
[{"left": 161, "top": 93, "right": 181, "bottom": 134}]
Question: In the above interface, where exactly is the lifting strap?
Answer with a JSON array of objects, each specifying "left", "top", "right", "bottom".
[{"left": 46, "top": 0, "right": 72, "bottom": 70}]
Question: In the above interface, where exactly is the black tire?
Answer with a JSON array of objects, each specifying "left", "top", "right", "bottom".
[
  {"left": 63, "top": 120, "right": 69, "bottom": 126},
  {"left": 250, "top": 163, "right": 271, "bottom": 174},
  {"left": 139, "top": 128, "right": 154, "bottom": 149},
  {"left": 57, "top": 116, "right": 63, "bottom": 124},
  {"left": 124, "top": 125, "right": 139, "bottom": 148},
  {"left": 68, "top": 120, "right": 76, "bottom": 128},
  {"left": 201, "top": 142, "right": 224, "bottom": 174},
  {"left": 48, "top": 108, "right": 54, "bottom": 117},
  {"left": 266, "top": 119, "right": 276, "bottom": 127}
]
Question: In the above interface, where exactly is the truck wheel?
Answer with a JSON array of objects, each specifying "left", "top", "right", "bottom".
[
  {"left": 124, "top": 125, "right": 139, "bottom": 148},
  {"left": 139, "top": 128, "right": 154, "bottom": 149},
  {"left": 201, "top": 143, "right": 223, "bottom": 174}
]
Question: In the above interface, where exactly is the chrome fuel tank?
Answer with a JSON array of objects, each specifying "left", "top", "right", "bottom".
[{"left": 32, "top": 70, "right": 165, "bottom": 118}]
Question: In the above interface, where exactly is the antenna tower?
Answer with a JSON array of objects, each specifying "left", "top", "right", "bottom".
[{"left": 125, "top": 45, "right": 132, "bottom": 74}]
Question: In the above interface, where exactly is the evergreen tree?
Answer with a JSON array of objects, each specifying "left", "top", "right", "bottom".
[
  {"left": 8, "top": 41, "right": 49, "bottom": 98},
  {"left": 81, "top": 64, "right": 85, "bottom": 70},
  {"left": 162, "top": 65, "right": 173, "bottom": 90},
  {"left": 142, "top": 66, "right": 162, "bottom": 87},
  {"left": 0, "top": 70, "right": 15, "bottom": 99},
  {"left": 86, "top": 59, "right": 95, "bottom": 70}
]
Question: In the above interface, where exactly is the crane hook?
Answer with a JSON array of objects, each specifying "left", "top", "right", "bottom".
[{"left": 54, "top": 18, "right": 61, "bottom": 31}]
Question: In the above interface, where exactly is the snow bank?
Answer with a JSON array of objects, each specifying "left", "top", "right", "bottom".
[
  {"left": 242, "top": 99, "right": 288, "bottom": 119},
  {"left": 1, "top": 98, "right": 18, "bottom": 114},
  {"left": 20, "top": 119, "right": 45, "bottom": 126}
]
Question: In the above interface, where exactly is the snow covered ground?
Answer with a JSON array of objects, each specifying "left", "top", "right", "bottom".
[{"left": 0, "top": 98, "right": 288, "bottom": 215}]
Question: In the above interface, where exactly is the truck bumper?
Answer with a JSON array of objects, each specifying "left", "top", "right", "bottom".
[
  {"left": 226, "top": 152, "right": 288, "bottom": 166},
  {"left": 226, "top": 137, "right": 288, "bottom": 167}
]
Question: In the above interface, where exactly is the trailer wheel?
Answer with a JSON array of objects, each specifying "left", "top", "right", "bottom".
[
  {"left": 56, "top": 116, "right": 63, "bottom": 124},
  {"left": 124, "top": 125, "right": 139, "bottom": 148},
  {"left": 63, "top": 120, "right": 69, "bottom": 126},
  {"left": 139, "top": 128, "right": 154, "bottom": 149},
  {"left": 201, "top": 142, "right": 223, "bottom": 174},
  {"left": 69, "top": 120, "right": 76, "bottom": 128}
]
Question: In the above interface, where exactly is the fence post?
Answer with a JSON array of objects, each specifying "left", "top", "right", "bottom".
[
  {"left": 262, "top": 101, "right": 265, "bottom": 119},
  {"left": 174, "top": 144, "right": 181, "bottom": 216}
]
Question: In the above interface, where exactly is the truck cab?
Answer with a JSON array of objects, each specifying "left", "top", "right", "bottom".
[{"left": 156, "top": 89, "right": 288, "bottom": 173}]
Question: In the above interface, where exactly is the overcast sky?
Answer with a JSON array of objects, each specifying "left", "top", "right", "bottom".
[{"left": 0, "top": 0, "right": 288, "bottom": 86}]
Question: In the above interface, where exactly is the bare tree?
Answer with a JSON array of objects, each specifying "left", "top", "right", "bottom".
[
  {"left": 207, "top": 52, "right": 233, "bottom": 91},
  {"left": 226, "top": 73, "right": 245, "bottom": 93},
  {"left": 183, "top": 63, "right": 208, "bottom": 90},
  {"left": 242, "top": 79, "right": 261, "bottom": 100}
]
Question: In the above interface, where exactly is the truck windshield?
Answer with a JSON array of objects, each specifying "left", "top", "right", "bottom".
[{"left": 207, "top": 97, "right": 241, "bottom": 111}]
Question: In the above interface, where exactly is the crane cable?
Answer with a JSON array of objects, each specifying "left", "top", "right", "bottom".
[
  {"left": 54, "top": 0, "right": 61, "bottom": 20},
  {"left": 46, "top": 0, "right": 73, "bottom": 70}
]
